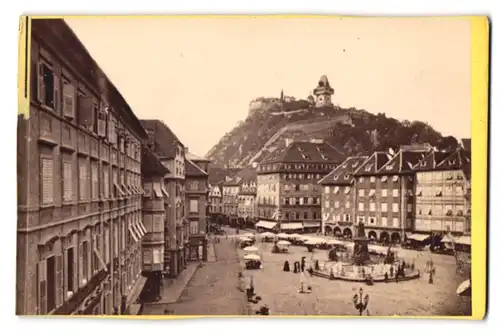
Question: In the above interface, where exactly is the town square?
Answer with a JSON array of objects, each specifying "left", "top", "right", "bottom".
[{"left": 16, "top": 17, "right": 473, "bottom": 317}]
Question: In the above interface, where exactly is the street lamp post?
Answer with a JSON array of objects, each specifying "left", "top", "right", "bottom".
[{"left": 352, "top": 287, "right": 369, "bottom": 316}]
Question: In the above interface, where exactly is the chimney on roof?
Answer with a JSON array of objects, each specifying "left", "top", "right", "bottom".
[{"left": 285, "top": 138, "right": 294, "bottom": 147}]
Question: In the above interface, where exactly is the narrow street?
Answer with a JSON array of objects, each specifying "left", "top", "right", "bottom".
[{"left": 142, "top": 238, "right": 249, "bottom": 315}]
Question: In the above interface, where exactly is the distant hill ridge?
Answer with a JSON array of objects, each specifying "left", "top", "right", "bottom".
[{"left": 206, "top": 75, "right": 459, "bottom": 169}]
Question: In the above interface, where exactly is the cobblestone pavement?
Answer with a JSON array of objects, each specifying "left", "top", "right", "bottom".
[
  {"left": 142, "top": 238, "right": 249, "bottom": 316},
  {"left": 241, "top": 239, "right": 471, "bottom": 316}
]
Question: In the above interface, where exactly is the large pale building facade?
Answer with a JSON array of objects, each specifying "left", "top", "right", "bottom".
[{"left": 17, "top": 19, "right": 147, "bottom": 315}]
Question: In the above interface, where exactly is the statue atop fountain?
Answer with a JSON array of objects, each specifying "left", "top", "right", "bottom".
[{"left": 352, "top": 222, "right": 371, "bottom": 266}]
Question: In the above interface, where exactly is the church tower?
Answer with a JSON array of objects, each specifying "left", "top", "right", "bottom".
[{"left": 313, "top": 75, "right": 334, "bottom": 108}]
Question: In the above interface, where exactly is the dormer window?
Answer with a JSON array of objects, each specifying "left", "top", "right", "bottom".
[
  {"left": 385, "top": 164, "right": 394, "bottom": 171},
  {"left": 365, "top": 164, "right": 373, "bottom": 172},
  {"left": 352, "top": 162, "right": 359, "bottom": 168},
  {"left": 449, "top": 160, "right": 456, "bottom": 165},
  {"left": 421, "top": 161, "right": 427, "bottom": 167},
  {"left": 344, "top": 174, "right": 350, "bottom": 180},
  {"left": 333, "top": 175, "right": 339, "bottom": 180}
]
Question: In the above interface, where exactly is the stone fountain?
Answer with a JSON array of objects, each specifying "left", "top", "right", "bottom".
[{"left": 352, "top": 222, "right": 371, "bottom": 266}]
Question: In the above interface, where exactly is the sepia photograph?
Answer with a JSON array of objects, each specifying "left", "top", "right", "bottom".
[{"left": 16, "top": 15, "right": 487, "bottom": 318}]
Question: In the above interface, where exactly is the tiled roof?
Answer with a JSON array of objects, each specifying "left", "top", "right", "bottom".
[
  {"left": 140, "top": 119, "right": 183, "bottom": 159},
  {"left": 377, "top": 151, "right": 428, "bottom": 175},
  {"left": 224, "top": 167, "right": 256, "bottom": 186},
  {"left": 353, "top": 152, "right": 392, "bottom": 176},
  {"left": 412, "top": 151, "right": 452, "bottom": 171},
  {"left": 186, "top": 159, "right": 208, "bottom": 177},
  {"left": 319, "top": 156, "right": 368, "bottom": 185},
  {"left": 141, "top": 146, "right": 169, "bottom": 176},
  {"left": 436, "top": 148, "right": 471, "bottom": 170},
  {"left": 261, "top": 141, "right": 344, "bottom": 164}
]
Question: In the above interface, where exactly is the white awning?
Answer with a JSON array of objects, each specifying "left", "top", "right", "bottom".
[
  {"left": 132, "top": 222, "right": 144, "bottom": 239},
  {"left": 303, "top": 222, "right": 321, "bottom": 228},
  {"left": 456, "top": 235, "right": 471, "bottom": 246},
  {"left": 407, "top": 233, "right": 430, "bottom": 242},
  {"left": 255, "top": 220, "right": 277, "bottom": 230},
  {"left": 128, "top": 224, "right": 140, "bottom": 242},
  {"left": 281, "top": 222, "right": 304, "bottom": 230},
  {"left": 137, "top": 221, "right": 148, "bottom": 235},
  {"left": 93, "top": 247, "right": 108, "bottom": 271}
]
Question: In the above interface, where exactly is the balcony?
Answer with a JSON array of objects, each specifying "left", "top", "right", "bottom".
[{"left": 53, "top": 263, "right": 110, "bottom": 315}]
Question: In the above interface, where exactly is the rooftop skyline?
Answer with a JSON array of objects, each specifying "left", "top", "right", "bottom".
[{"left": 65, "top": 16, "right": 471, "bottom": 156}]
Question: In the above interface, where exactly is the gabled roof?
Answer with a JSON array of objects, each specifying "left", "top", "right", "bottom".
[
  {"left": 436, "top": 148, "right": 470, "bottom": 170},
  {"left": 141, "top": 146, "right": 169, "bottom": 177},
  {"left": 353, "top": 152, "right": 392, "bottom": 176},
  {"left": 186, "top": 159, "right": 208, "bottom": 178},
  {"left": 377, "top": 150, "right": 428, "bottom": 175},
  {"left": 319, "top": 156, "right": 368, "bottom": 185},
  {"left": 140, "top": 119, "right": 184, "bottom": 159},
  {"left": 261, "top": 141, "right": 344, "bottom": 164},
  {"left": 208, "top": 185, "right": 222, "bottom": 197},
  {"left": 412, "top": 151, "right": 452, "bottom": 171}
]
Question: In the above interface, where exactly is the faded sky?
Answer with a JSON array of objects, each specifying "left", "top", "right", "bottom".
[{"left": 65, "top": 16, "right": 471, "bottom": 157}]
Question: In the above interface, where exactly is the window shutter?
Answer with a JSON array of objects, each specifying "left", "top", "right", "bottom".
[
  {"left": 97, "top": 111, "right": 107, "bottom": 138},
  {"left": 63, "top": 82, "right": 75, "bottom": 118},
  {"left": 63, "top": 161, "right": 72, "bottom": 202},
  {"left": 38, "top": 260, "right": 47, "bottom": 314},
  {"left": 91, "top": 162, "right": 98, "bottom": 199},
  {"left": 53, "top": 75, "right": 60, "bottom": 113},
  {"left": 55, "top": 254, "right": 63, "bottom": 307},
  {"left": 41, "top": 158, "right": 54, "bottom": 205},
  {"left": 78, "top": 243, "right": 83, "bottom": 288},
  {"left": 78, "top": 95, "right": 94, "bottom": 128},
  {"left": 37, "top": 62, "right": 45, "bottom": 103}
]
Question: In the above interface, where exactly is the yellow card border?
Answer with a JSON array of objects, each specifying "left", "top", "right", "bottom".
[{"left": 17, "top": 15, "right": 489, "bottom": 320}]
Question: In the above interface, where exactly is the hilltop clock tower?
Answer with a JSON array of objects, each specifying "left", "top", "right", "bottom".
[{"left": 313, "top": 75, "right": 335, "bottom": 108}]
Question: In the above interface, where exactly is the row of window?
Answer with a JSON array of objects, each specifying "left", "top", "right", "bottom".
[
  {"left": 358, "top": 202, "right": 404, "bottom": 212},
  {"left": 283, "top": 183, "right": 321, "bottom": 192},
  {"left": 258, "top": 163, "right": 336, "bottom": 173},
  {"left": 257, "top": 196, "right": 278, "bottom": 206},
  {"left": 414, "top": 219, "right": 467, "bottom": 233},
  {"left": 282, "top": 197, "right": 321, "bottom": 206},
  {"left": 35, "top": 57, "right": 141, "bottom": 160},
  {"left": 359, "top": 216, "right": 401, "bottom": 227},
  {"left": 323, "top": 213, "right": 352, "bottom": 222},
  {"left": 415, "top": 204, "right": 466, "bottom": 217},
  {"left": 417, "top": 170, "right": 465, "bottom": 182},
  {"left": 41, "top": 154, "right": 143, "bottom": 206},
  {"left": 258, "top": 209, "right": 320, "bottom": 221},
  {"left": 282, "top": 173, "right": 324, "bottom": 180},
  {"left": 416, "top": 185, "right": 465, "bottom": 197},
  {"left": 358, "top": 175, "right": 402, "bottom": 183},
  {"left": 358, "top": 188, "right": 402, "bottom": 198},
  {"left": 37, "top": 216, "right": 144, "bottom": 314}
]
